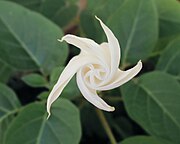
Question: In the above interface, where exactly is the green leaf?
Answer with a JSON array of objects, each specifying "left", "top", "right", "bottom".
[
  {"left": 107, "top": 0, "right": 158, "bottom": 64},
  {"left": 50, "top": 67, "right": 80, "bottom": 100},
  {"left": 120, "top": 136, "right": 168, "bottom": 144},
  {"left": 80, "top": 7, "right": 100, "bottom": 42},
  {"left": 93, "top": 0, "right": 126, "bottom": 21},
  {"left": 155, "top": 0, "right": 180, "bottom": 37},
  {"left": 80, "top": 11, "right": 103, "bottom": 43},
  {"left": 22, "top": 73, "right": 48, "bottom": 88},
  {"left": 7, "top": 0, "right": 78, "bottom": 27},
  {"left": 156, "top": 37, "right": 180, "bottom": 81},
  {"left": 121, "top": 72, "right": 180, "bottom": 144},
  {"left": 0, "top": 60, "right": 14, "bottom": 83},
  {"left": 37, "top": 91, "right": 49, "bottom": 100},
  {"left": 154, "top": 35, "right": 178, "bottom": 53},
  {"left": 0, "top": 83, "right": 21, "bottom": 143},
  {"left": 0, "top": 1, "right": 68, "bottom": 74},
  {"left": 52, "top": 4, "right": 78, "bottom": 27},
  {"left": 4, "top": 98, "right": 81, "bottom": 144},
  {"left": 87, "top": 0, "right": 107, "bottom": 12},
  {"left": 80, "top": 0, "right": 126, "bottom": 43}
]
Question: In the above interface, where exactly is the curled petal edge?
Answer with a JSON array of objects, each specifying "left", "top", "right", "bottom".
[
  {"left": 97, "top": 60, "right": 143, "bottom": 91},
  {"left": 77, "top": 69, "right": 115, "bottom": 112}
]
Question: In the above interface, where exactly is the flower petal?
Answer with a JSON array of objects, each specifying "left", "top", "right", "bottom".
[
  {"left": 97, "top": 60, "right": 142, "bottom": 90},
  {"left": 100, "top": 42, "right": 111, "bottom": 66},
  {"left": 95, "top": 16, "right": 120, "bottom": 77},
  {"left": 47, "top": 55, "right": 102, "bottom": 118},
  {"left": 59, "top": 34, "right": 106, "bottom": 62},
  {"left": 77, "top": 69, "right": 115, "bottom": 111}
]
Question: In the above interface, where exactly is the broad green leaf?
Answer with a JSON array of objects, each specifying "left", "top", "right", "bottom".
[
  {"left": 50, "top": 67, "right": 65, "bottom": 86},
  {"left": 0, "top": 83, "right": 21, "bottom": 143},
  {"left": 0, "top": 1, "right": 68, "bottom": 74},
  {"left": 156, "top": 37, "right": 180, "bottom": 81},
  {"left": 22, "top": 73, "right": 49, "bottom": 88},
  {"left": 7, "top": 0, "right": 78, "bottom": 27},
  {"left": 93, "top": 0, "right": 126, "bottom": 21},
  {"left": 155, "top": 0, "right": 180, "bottom": 37},
  {"left": 87, "top": 0, "right": 107, "bottom": 12},
  {"left": 4, "top": 98, "right": 81, "bottom": 144},
  {"left": 120, "top": 136, "right": 168, "bottom": 144},
  {"left": 37, "top": 91, "right": 49, "bottom": 100},
  {"left": 153, "top": 0, "right": 180, "bottom": 54},
  {"left": 50, "top": 67, "right": 80, "bottom": 100},
  {"left": 80, "top": 11, "right": 103, "bottom": 43},
  {"left": 6, "top": 0, "right": 65, "bottom": 15},
  {"left": 121, "top": 72, "right": 180, "bottom": 144},
  {"left": 0, "top": 60, "right": 14, "bottom": 83},
  {"left": 154, "top": 35, "right": 178, "bottom": 53},
  {"left": 87, "top": 0, "right": 126, "bottom": 19},
  {"left": 80, "top": 0, "right": 126, "bottom": 43},
  {"left": 107, "top": 0, "right": 158, "bottom": 64},
  {"left": 52, "top": 4, "right": 78, "bottom": 27}
]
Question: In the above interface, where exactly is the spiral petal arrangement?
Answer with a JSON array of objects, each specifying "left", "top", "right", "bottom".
[{"left": 47, "top": 16, "right": 142, "bottom": 118}]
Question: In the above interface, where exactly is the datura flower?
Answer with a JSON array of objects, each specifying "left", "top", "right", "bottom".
[{"left": 47, "top": 16, "right": 142, "bottom": 118}]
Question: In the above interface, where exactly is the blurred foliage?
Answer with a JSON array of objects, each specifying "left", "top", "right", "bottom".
[
  {"left": 120, "top": 136, "right": 170, "bottom": 144},
  {"left": 0, "top": 0, "right": 180, "bottom": 144}
]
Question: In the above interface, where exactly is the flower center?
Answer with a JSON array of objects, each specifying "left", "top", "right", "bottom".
[{"left": 82, "top": 64, "right": 108, "bottom": 89}]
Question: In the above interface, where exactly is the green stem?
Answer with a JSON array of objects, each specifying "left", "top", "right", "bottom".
[
  {"left": 96, "top": 109, "right": 117, "bottom": 144},
  {"left": 0, "top": 108, "right": 20, "bottom": 122}
]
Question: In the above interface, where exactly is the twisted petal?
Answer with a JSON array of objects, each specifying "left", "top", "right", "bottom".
[
  {"left": 59, "top": 34, "right": 106, "bottom": 63},
  {"left": 97, "top": 60, "right": 142, "bottom": 91},
  {"left": 47, "top": 55, "right": 101, "bottom": 118},
  {"left": 77, "top": 69, "right": 115, "bottom": 111},
  {"left": 100, "top": 42, "right": 111, "bottom": 67},
  {"left": 95, "top": 16, "right": 120, "bottom": 78}
]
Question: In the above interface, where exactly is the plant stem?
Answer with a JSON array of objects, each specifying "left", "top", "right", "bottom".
[{"left": 96, "top": 109, "right": 117, "bottom": 144}]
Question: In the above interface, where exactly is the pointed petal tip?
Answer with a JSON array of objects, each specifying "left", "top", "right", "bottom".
[
  {"left": 46, "top": 102, "right": 51, "bottom": 120},
  {"left": 47, "top": 113, "right": 51, "bottom": 120},
  {"left": 110, "top": 106, "right": 115, "bottom": 111},
  {"left": 106, "top": 106, "right": 115, "bottom": 112},
  {"left": 58, "top": 35, "right": 68, "bottom": 42},
  {"left": 95, "top": 15, "right": 98, "bottom": 19},
  {"left": 95, "top": 15, "right": 101, "bottom": 22},
  {"left": 98, "top": 106, "right": 115, "bottom": 112},
  {"left": 138, "top": 60, "right": 143, "bottom": 68},
  {"left": 57, "top": 38, "right": 63, "bottom": 42}
]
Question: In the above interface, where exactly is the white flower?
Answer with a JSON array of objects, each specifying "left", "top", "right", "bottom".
[{"left": 47, "top": 16, "right": 142, "bottom": 118}]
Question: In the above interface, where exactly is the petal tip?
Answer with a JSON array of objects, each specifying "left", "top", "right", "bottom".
[
  {"left": 58, "top": 35, "right": 68, "bottom": 42},
  {"left": 108, "top": 106, "right": 115, "bottom": 112},
  {"left": 58, "top": 38, "right": 63, "bottom": 42},
  {"left": 138, "top": 60, "right": 143, "bottom": 68},
  {"left": 111, "top": 107, "right": 115, "bottom": 111},
  {"left": 95, "top": 15, "right": 101, "bottom": 21},
  {"left": 47, "top": 113, "right": 51, "bottom": 120}
]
